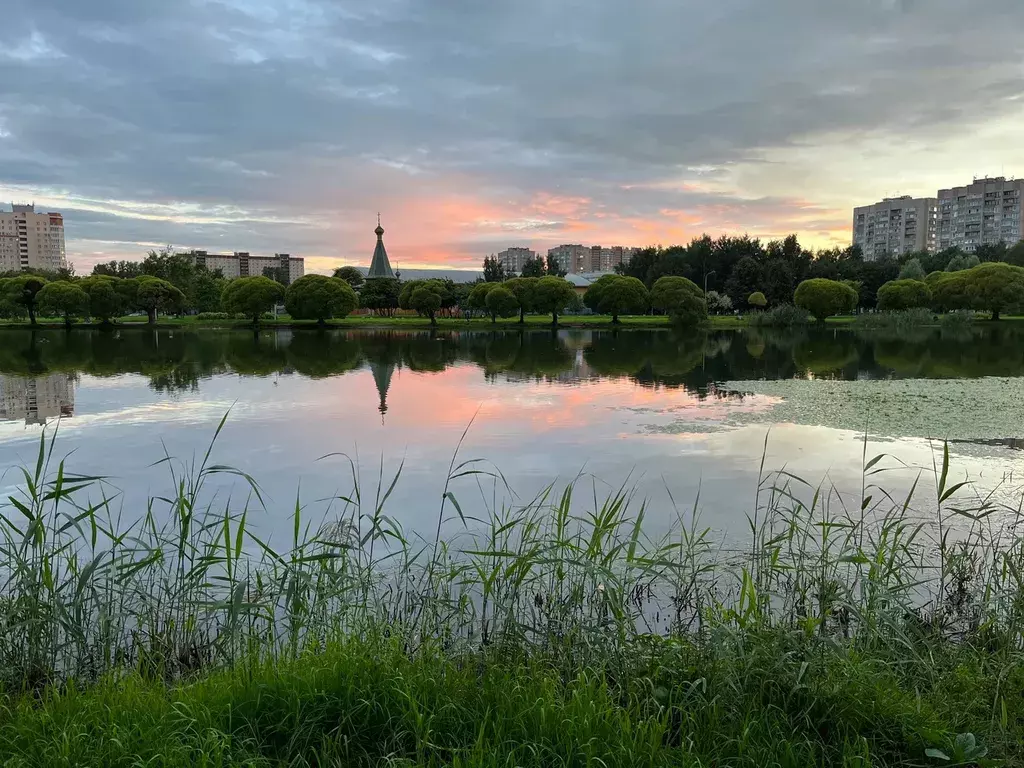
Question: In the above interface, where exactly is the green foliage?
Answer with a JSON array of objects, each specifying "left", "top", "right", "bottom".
[
  {"left": 963, "top": 261, "right": 1024, "bottom": 320},
  {"left": 747, "top": 304, "right": 811, "bottom": 327},
  {"left": 484, "top": 286, "right": 519, "bottom": 322},
  {"left": 929, "top": 272, "right": 972, "bottom": 313},
  {"left": 188, "top": 270, "right": 225, "bottom": 314},
  {"left": 91, "top": 259, "right": 143, "bottom": 279},
  {"left": 899, "top": 257, "right": 926, "bottom": 281},
  {"left": 284, "top": 274, "right": 358, "bottom": 324},
  {"left": 221, "top": 276, "right": 285, "bottom": 325},
  {"left": 649, "top": 275, "right": 707, "bottom": 326},
  {"left": 503, "top": 277, "right": 539, "bottom": 323},
  {"left": 748, "top": 291, "right": 767, "bottom": 308},
  {"left": 519, "top": 255, "right": 547, "bottom": 278},
  {"left": 876, "top": 279, "right": 932, "bottom": 311},
  {"left": 400, "top": 279, "right": 447, "bottom": 324},
  {"left": 583, "top": 274, "right": 649, "bottom": 322},
  {"left": 1, "top": 274, "right": 49, "bottom": 324},
  {"left": 531, "top": 276, "right": 577, "bottom": 325},
  {"left": 0, "top": 428, "right": 1021, "bottom": 765},
  {"left": 482, "top": 255, "right": 506, "bottom": 283},
  {"left": 467, "top": 281, "right": 496, "bottom": 316},
  {"left": 359, "top": 277, "right": 402, "bottom": 317},
  {"left": 705, "top": 290, "right": 733, "bottom": 314},
  {"left": 332, "top": 266, "right": 365, "bottom": 289},
  {"left": 794, "top": 278, "right": 858, "bottom": 321},
  {"left": 36, "top": 281, "right": 89, "bottom": 327},
  {"left": 79, "top": 276, "right": 123, "bottom": 325},
  {"left": 133, "top": 276, "right": 186, "bottom": 324}
]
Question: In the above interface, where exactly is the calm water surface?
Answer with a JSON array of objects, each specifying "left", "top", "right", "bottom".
[{"left": 1, "top": 326, "right": 1023, "bottom": 541}]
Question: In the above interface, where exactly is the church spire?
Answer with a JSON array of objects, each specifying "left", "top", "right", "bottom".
[{"left": 367, "top": 214, "right": 395, "bottom": 278}]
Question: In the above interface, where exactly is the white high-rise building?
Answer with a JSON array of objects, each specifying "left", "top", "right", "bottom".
[
  {"left": 0, "top": 373, "right": 75, "bottom": 426},
  {"left": 0, "top": 204, "right": 67, "bottom": 273},
  {"left": 852, "top": 196, "right": 938, "bottom": 260},
  {"left": 937, "top": 177, "right": 1024, "bottom": 253},
  {"left": 495, "top": 247, "right": 538, "bottom": 273}
]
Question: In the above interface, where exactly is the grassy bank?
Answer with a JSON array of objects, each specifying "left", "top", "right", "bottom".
[{"left": 0, "top": 425, "right": 1022, "bottom": 765}]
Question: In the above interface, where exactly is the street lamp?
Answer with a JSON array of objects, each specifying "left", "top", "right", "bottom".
[{"left": 703, "top": 270, "right": 716, "bottom": 295}]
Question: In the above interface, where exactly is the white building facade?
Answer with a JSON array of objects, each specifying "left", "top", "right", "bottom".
[
  {"left": 184, "top": 251, "right": 304, "bottom": 284},
  {"left": 852, "top": 196, "right": 937, "bottom": 260},
  {"left": 937, "top": 177, "right": 1024, "bottom": 253},
  {"left": 0, "top": 204, "right": 67, "bottom": 273}
]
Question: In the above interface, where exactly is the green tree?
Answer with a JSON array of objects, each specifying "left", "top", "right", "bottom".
[
  {"left": 503, "top": 277, "right": 538, "bottom": 324},
  {"left": 650, "top": 276, "right": 707, "bottom": 327},
  {"left": 946, "top": 255, "right": 968, "bottom": 273},
  {"left": 583, "top": 274, "right": 649, "bottom": 323},
  {"left": 333, "top": 266, "right": 365, "bottom": 290},
  {"left": 468, "top": 282, "right": 497, "bottom": 320},
  {"left": 360, "top": 278, "right": 401, "bottom": 316},
  {"left": 545, "top": 253, "right": 568, "bottom": 277},
  {"left": 399, "top": 279, "right": 446, "bottom": 325},
  {"left": 189, "top": 270, "right": 225, "bottom": 313},
  {"left": 964, "top": 262, "right": 1024, "bottom": 320},
  {"left": 793, "top": 278, "right": 858, "bottom": 322},
  {"left": 532, "top": 276, "right": 577, "bottom": 326},
  {"left": 135, "top": 276, "right": 186, "bottom": 324},
  {"left": 725, "top": 256, "right": 764, "bottom": 303},
  {"left": 80, "top": 276, "right": 125, "bottom": 324},
  {"left": 898, "top": 258, "right": 926, "bottom": 281},
  {"left": 2, "top": 274, "right": 48, "bottom": 325},
  {"left": 706, "top": 290, "right": 732, "bottom": 314},
  {"left": 92, "top": 260, "right": 143, "bottom": 278},
  {"left": 482, "top": 255, "right": 506, "bottom": 283},
  {"left": 876, "top": 279, "right": 932, "bottom": 311},
  {"left": 285, "top": 274, "right": 358, "bottom": 326},
  {"left": 221, "top": 276, "right": 285, "bottom": 326},
  {"left": 37, "top": 281, "right": 89, "bottom": 328},
  {"left": 748, "top": 291, "right": 767, "bottom": 308},
  {"left": 930, "top": 272, "right": 973, "bottom": 313},
  {"left": 520, "top": 256, "right": 547, "bottom": 278},
  {"left": 485, "top": 286, "right": 519, "bottom": 322}
]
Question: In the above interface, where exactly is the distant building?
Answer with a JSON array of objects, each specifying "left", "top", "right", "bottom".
[
  {"left": 496, "top": 247, "right": 538, "bottom": 274},
  {"left": 0, "top": 204, "right": 67, "bottom": 273},
  {"left": 0, "top": 373, "right": 74, "bottom": 426},
  {"left": 367, "top": 215, "right": 396, "bottom": 278},
  {"left": 937, "top": 177, "right": 1024, "bottom": 253},
  {"left": 184, "top": 251, "right": 304, "bottom": 284},
  {"left": 852, "top": 196, "right": 938, "bottom": 260},
  {"left": 547, "top": 244, "right": 589, "bottom": 273}
]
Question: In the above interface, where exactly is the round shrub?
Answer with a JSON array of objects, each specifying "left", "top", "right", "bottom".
[
  {"left": 793, "top": 278, "right": 857, "bottom": 322},
  {"left": 876, "top": 279, "right": 932, "bottom": 312}
]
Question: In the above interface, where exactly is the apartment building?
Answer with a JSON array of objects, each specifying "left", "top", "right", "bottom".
[
  {"left": 184, "top": 251, "right": 304, "bottom": 284},
  {"left": 852, "top": 196, "right": 937, "bottom": 260},
  {"left": 496, "top": 247, "right": 538, "bottom": 273},
  {"left": 547, "top": 244, "right": 588, "bottom": 273},
  {"left": 0, "top": 204, "right": 67, "bottom": 273},
  {"left": 546, "top": 244, "right": 638, "bottom": 274},
  {"left": 937, "top": 177, "right": 1024, "bottom": 253}
]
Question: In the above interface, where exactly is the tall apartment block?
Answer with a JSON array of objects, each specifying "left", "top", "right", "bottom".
[
  {"left": 0, "top": 204, "right": 67, "bottom": 272},
  {"left": 0, "top": 372, "right": 74, "bottom": 426},
  {"left": 546, "top": 244, "right": 639, "bottom": 273},
  {"left": 852, "top": 196, "right": 937, "bottom": 260},
  {"left": 937, "top": 177, "right": 1024, "bottom": 253},
  {"left": 184, "top": 251, "right": 304, "bottom": 284},
  {"left": 546, "top": 244, "right": 588, "bottom": 274},
  {"left": 496, "top": 247, "right": 538, "bottom": 273}
]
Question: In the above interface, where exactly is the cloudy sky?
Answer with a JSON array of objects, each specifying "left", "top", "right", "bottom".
[{"left": 2, "top": 0, "right": 1024, "bottom": 274}]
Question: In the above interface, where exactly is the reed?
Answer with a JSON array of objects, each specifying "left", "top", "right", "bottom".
[{"left": 0, "top": 418, "right": 1021, "bottom": 765}]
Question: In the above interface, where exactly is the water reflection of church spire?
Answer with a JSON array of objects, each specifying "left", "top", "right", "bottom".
[{"left": 370, "top": 360, "right": 395, "bottom": 423}]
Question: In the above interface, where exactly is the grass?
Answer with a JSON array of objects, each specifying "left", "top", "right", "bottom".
[{"left": 0, "top": 419, "right": 1023, "bottom": 765}]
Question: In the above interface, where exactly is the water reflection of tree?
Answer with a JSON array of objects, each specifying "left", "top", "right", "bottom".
[{"left": 4, "top": 326, "right": 1024, "bottom": 400}]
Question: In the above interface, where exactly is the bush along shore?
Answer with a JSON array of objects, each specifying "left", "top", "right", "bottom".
[{"left": 0, "top": 422, "right": 1022, "bottom": 765}]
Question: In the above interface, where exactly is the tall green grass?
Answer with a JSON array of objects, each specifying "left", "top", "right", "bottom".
[{"left": 1, "top": 418, "right": 1022, "bottom": 765}]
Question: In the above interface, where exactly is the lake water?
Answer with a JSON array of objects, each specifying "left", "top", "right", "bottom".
[{"left": 1, "top": 326, "right": 1023, "bottom": 544}]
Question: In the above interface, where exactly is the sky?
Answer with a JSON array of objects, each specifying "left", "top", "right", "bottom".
[{"left": 2, "top": 0, "right": 1024, "bottom": 275}]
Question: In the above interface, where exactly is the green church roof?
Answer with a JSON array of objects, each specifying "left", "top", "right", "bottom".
[{"left": 367, "top": 215, "right": 395, "bottom": 279}]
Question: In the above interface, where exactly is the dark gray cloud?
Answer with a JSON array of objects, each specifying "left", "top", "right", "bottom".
[{"left": 2, "top": 0, "right": 1024, "bottom": 268}]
